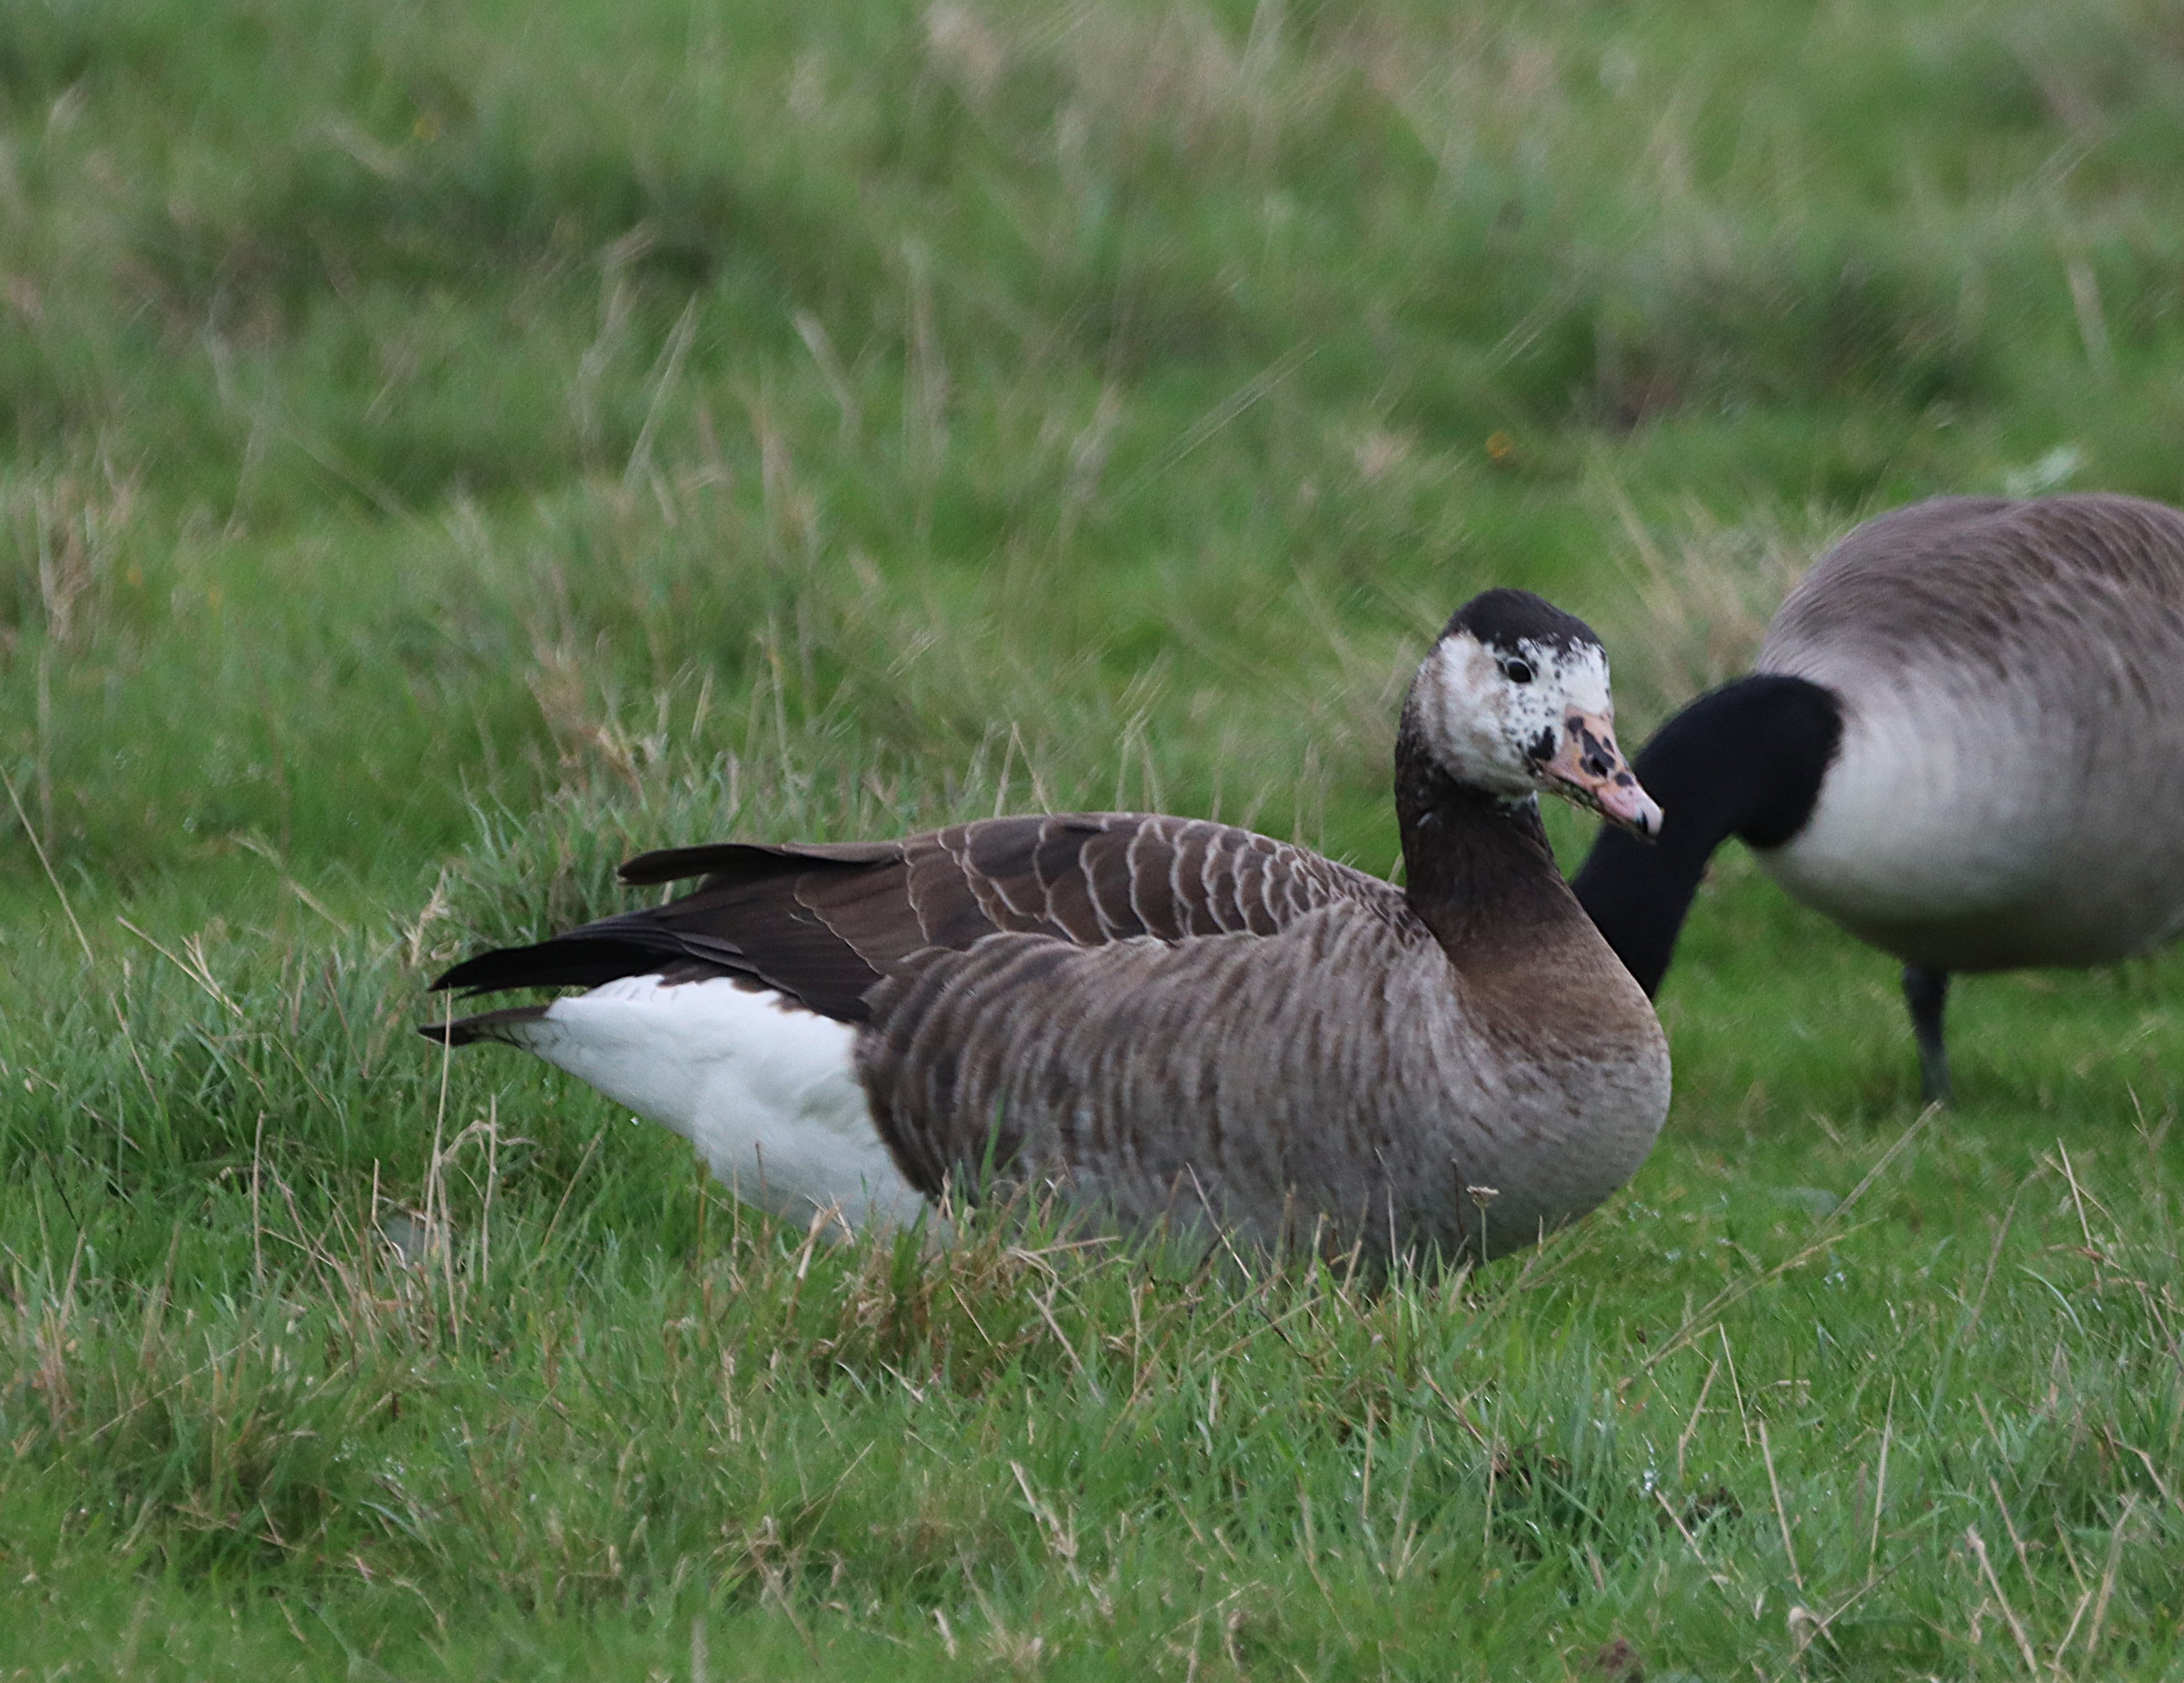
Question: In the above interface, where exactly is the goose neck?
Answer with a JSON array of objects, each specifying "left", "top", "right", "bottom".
[
  {"left": 1395, "top": 730, "right": 1573, "bottom": 960},
  {"left": 1571, "top": 674, "right": 1842, "bottom": 995}
]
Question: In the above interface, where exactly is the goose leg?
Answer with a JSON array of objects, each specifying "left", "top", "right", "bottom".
[{"left": 1901, "top": 964, "right": 1951, "bottom": 1105}]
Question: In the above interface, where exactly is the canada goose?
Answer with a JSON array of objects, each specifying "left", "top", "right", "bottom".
[
  {"left": 1573, "top": 492, "right": 2184, "bottom": 1104},
  {"left": 424, "top": 589, "right": 1670, "bottom": 1262}
]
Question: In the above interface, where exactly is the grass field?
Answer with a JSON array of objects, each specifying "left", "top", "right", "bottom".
[{"left": 7, "top": 0, "right": 2184, "bottom": 1675}]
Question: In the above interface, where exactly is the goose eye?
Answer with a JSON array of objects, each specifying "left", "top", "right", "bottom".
[{"left": 1501, "top": 658, "right": 1534, "bottom": 684}]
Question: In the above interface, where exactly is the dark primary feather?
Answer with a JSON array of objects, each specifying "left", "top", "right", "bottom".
[
  {"left": 419, "top": 1003, "right": 549, "bottom": 1049},
  {"left": 430, "top": 813, "right": 1387, "bottom": 1025}
]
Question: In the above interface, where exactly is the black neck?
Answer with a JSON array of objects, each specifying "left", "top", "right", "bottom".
[
  {"left": 1570, "top": 674, "right": 1842, "bottom": 996},
  {"left": 1395, "top": 713, "right": 1575, "bottom": 961}
]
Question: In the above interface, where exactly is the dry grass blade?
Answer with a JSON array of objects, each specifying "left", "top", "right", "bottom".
[
  {"left": 2, "top": 763, "right": 93, "bottom": 967},
  {"left": 1967, "top": 1526, "right": 2043, "bottom": 1677},
  {"left": 1759, "top": 1421, "right": 1802, "bottom": 1592}
]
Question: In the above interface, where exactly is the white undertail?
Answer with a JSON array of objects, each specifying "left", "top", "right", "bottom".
[{"left": 504, "top": 974, "right": 925, "bottom": 1231}]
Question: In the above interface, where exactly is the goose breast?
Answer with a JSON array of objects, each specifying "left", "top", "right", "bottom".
[{"left": 860, "top": 894, "right": 1667, "bottom": 1257}]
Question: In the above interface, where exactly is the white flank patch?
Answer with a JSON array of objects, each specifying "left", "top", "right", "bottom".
[
  {"left": 1757, "top": 669, "right": 2046, "bottom": 927},
  {"left": 506, "top": 974, "right": 925, "bottom": 1232}
]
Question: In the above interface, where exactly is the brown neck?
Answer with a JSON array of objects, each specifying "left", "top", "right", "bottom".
[{"left": 1395, "top": 715, "right": 1582, "bottom": 964}]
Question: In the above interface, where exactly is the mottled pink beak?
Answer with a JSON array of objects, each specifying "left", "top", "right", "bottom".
[{"left": 1540, "top": 711, "right": 1662, "bottom": 839}]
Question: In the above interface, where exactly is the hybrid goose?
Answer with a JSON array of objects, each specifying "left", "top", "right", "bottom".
[
  {"left": 426, "top": 590, "right": 1670, "bottom": 1262},
  {"left": 1574, "top": 492, "right": 2184, "bottom": 1104}
]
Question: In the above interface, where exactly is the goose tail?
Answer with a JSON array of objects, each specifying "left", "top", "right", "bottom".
[{"left": 417, "top": 1003, "right": 552, "bottom": 1048}]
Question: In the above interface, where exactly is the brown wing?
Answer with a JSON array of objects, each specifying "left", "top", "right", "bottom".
[{"left": 429, "top": 813, "right": 1390, "bottom": 1025}]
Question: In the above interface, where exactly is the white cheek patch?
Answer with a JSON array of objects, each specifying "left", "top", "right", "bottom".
[
  {"left": 1500, "top": 652, "right": 1566, "bottom": 759},
  {"left": 1530, "top": 642, "right": 1612, "bottom": 719},
  {"left": 1419, "top": 636, "right": 1537, "bottom": 796},
  {"left": 1413, "top": 634, "right": 1616, "bottom": 796},
  {"left": 1478, "top": 639, "right": 1616, "bottom": 756}
]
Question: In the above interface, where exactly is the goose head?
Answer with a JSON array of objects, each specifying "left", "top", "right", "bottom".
[{"left": 1404, "top": 589, "right": 1662, "bottom": 837}]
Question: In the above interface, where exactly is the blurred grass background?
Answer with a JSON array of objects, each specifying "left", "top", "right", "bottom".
[{"left": 5, "top": 0, "right": 2184, "bottom": 1676}]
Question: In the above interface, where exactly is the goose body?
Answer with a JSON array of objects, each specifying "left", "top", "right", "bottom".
[
  {"left": 430, "top": 591, "right": 1672, "bottom": 1261},
  {"left": 1574, "top": 493, "right": 2184, "bottom": 1099}
]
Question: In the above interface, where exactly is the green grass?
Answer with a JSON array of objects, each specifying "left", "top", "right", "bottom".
[{"left": 6, "top": 0, "right": 2184, "bottom": 1674}]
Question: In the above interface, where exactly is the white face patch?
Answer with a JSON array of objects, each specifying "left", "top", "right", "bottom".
[{"left": 1409, "top": 632, "right": 1615, "bottom": 796}]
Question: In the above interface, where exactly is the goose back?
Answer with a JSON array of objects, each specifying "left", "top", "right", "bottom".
[
  {"left": 444, "top": 814, "right": 1388, "bottom": 1019},
  {"left": 1753, "top": 493, "right": 2184, "bottom": 969},
  {"left": 852, "top": 808, "right": 1663, "bottom": 1258}
]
